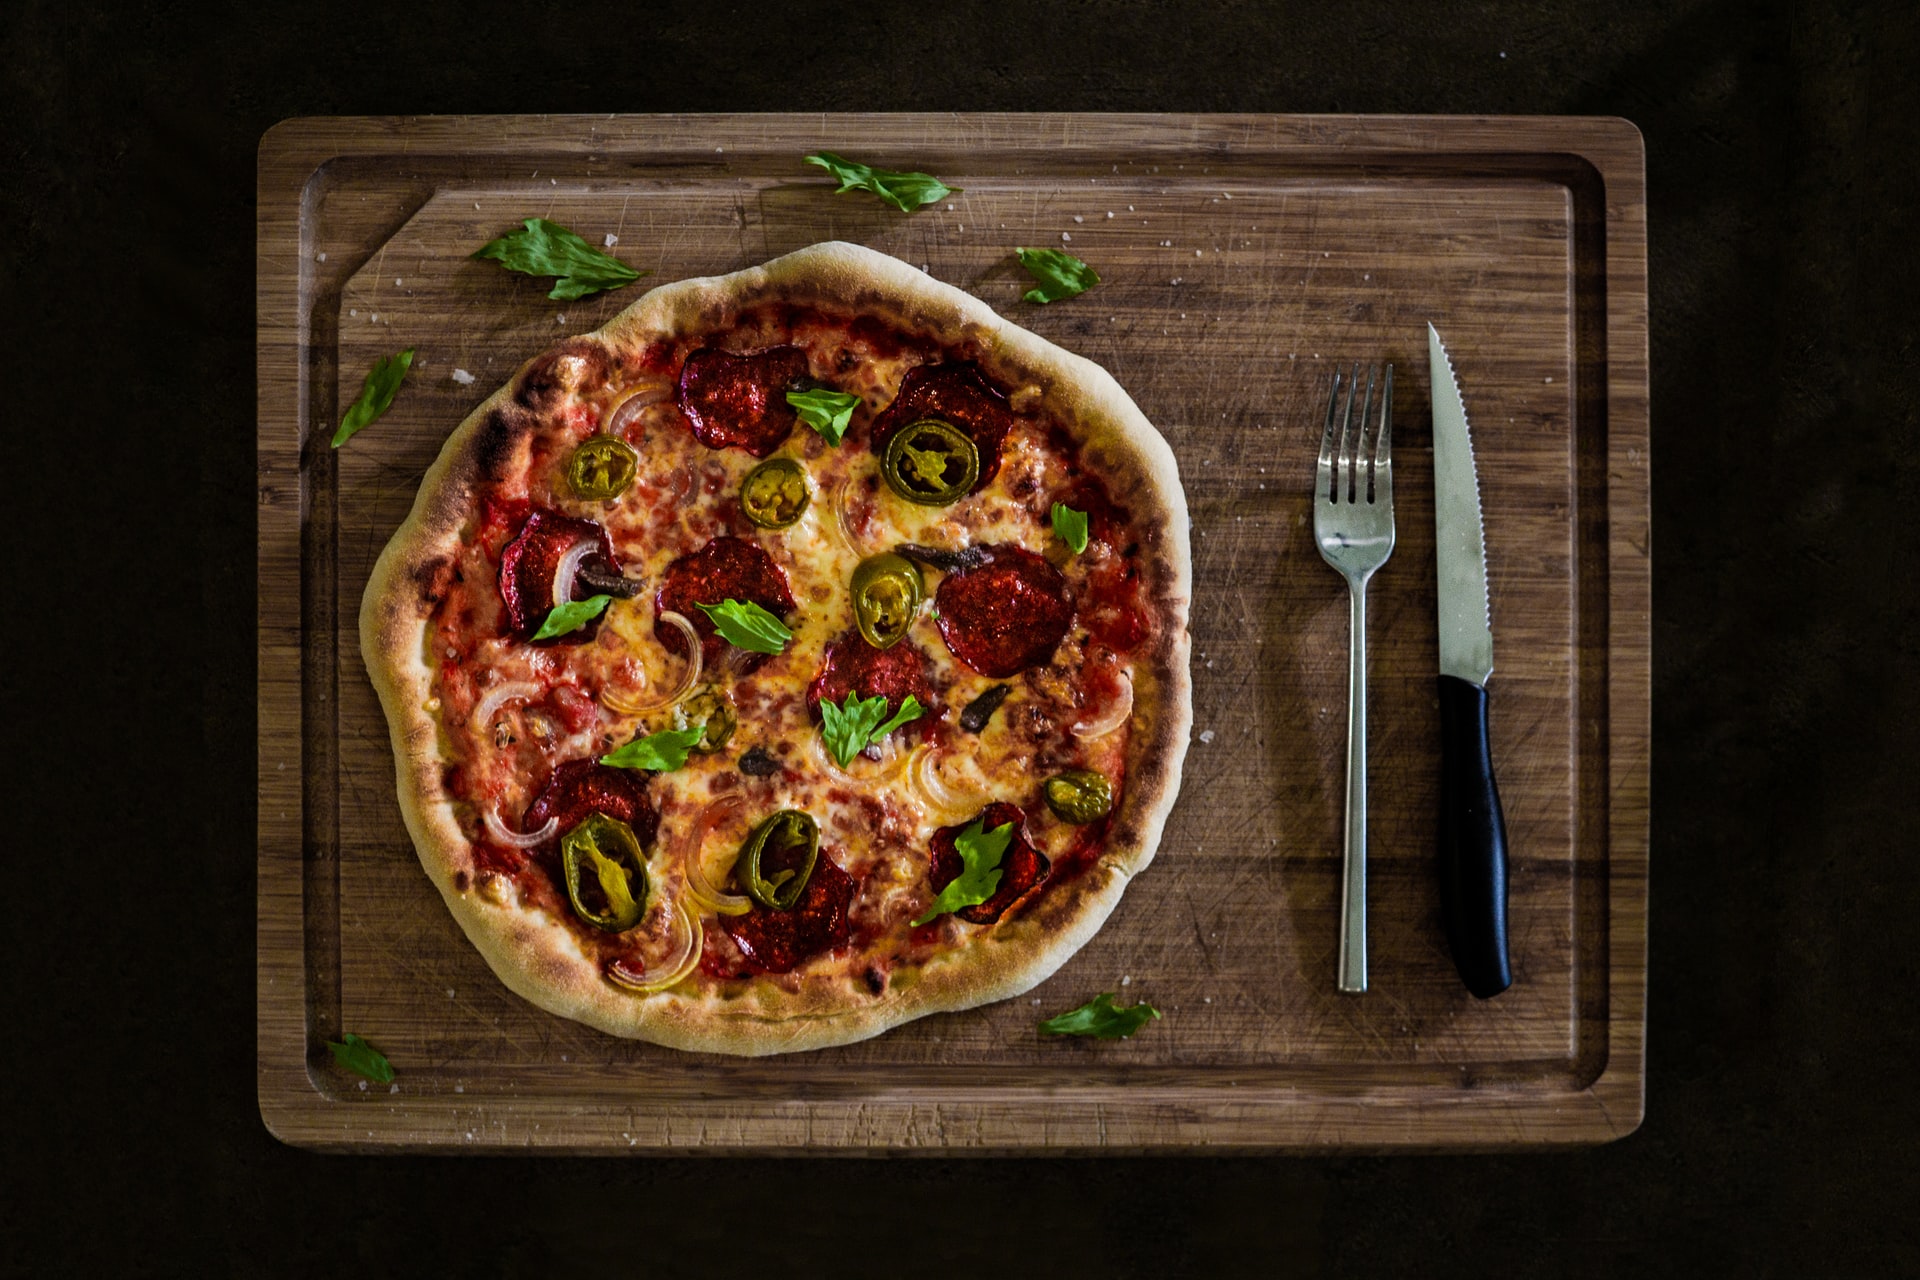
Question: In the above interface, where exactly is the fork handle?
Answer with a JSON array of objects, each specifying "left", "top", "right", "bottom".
[
  {"left": 1437, "top": 675, "right": 1512, "bottom": 998},
  {"left": 1337, "top": 576, "right": 1371, "bottom": 994}
]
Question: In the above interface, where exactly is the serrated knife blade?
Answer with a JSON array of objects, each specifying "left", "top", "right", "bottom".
[
  {"left": 1428, "top": 324, "right": 1512, "bottom": 999},
  {"left": 1429, "top": 324, "right": 1495, "bottom": 685}
]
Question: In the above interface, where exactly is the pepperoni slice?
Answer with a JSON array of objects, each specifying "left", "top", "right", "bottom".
[
  {"left": 677, "top": 345, "right": 812, "bottom": 458},
  {"left": 713, "top": 852, "right": 856, "bottom": 975},
  {"left": 497, "top": 509, "right": 619, "bottom": 641},
  {"left": 935, "top": 545, "right": 1075, "bottom": 678},
  {"left": 868, "top": 363, "right": 1016, "bottom": 494},
  {"left": 654, "top": 536, "right": 797, "bottom": 668},
  {"left": 928, "top": 802, "right": 1050, "bottom": 925},
  {"left": 520, "top": 759, "right": 659, "bottom": 872},
  {"left": 807, "top": 632, "right": 936, "bottom": 724}
]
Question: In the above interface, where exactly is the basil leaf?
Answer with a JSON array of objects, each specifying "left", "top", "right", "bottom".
[
  {"left": 820, "top": 692, "right": 923, "bottom": 768},
  {"left": 786, "top": 388, "right": 861, "bottom": 446},
  {"left": 804, "top": 152, "right": 956, "bottom": 213},
  {"left": 530, "top": 593, "right": 612, "bottom": 641},
  {"left": 332, "top": 348, "right": 415, "bottom": 447},
  {"left": 600, "top": 725, "right": 706, "bottom": 772},
  {"left": 1015, "top": 247, "right": 1100, "bottom": 304},
  {"left": 912, "top": 818, "right": 1011, "bottom": 925},
  {"left": 697, "top": 599, "right": 792, "bottom": 655},
  {"left": 1051, "top": 502, "right": 1090, "bottom": 555},
  {"left": 871, "top": 694, "right": 925, "bottom": 741},
  {"left": 473, "top": 218, "right": 645, "bottom": 301},
  {"left": 819, "top": 692, "right": 887, "bottom": 768},
  {"left": 324, "top": 1032, "right": 395, "bottom": 1083},
  {"left": 1038, "top": 993, "right": 1162, "bottom": 1039}
]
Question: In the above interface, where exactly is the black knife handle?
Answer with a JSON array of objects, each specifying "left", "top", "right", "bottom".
[{"left": 1437, "top": 675, "right": 1512, "bottom": 998}]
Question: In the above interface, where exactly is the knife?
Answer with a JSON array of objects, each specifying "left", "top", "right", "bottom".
[{"left": 1428, "top": 324, "right": 1512, "bottom": 998}]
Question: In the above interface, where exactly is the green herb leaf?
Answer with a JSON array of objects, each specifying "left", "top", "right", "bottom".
[
  {"left": 1015, "top": 247, "right": 1100, "bottom": 304},
  {"left": 473, "top": 218, "right": 646, "bottom": 300},
  {"left": 599, "top": 724, "right": 707, "bottom": 773},
  {"left": 913, "top": 817, "right": 1012, "bottom": 925},
  {"left": 332, "top": 348, "right": 415, "bottom": 447},
  {"left": 324, "top": 1032, "right": 395, "bottom": 1083},
  {"left": 530, "top": 594, "right": 612, "bottom": 641},
  {"left": 1051, "top": 502, "right": 1091, "bottom": 554},
  {"left": 820, "top": 692, "right": 925, "bottom": 768},
  {"left": 804, "top": 152, "right": 956, "bottom": 213},
  {"left": 1038, "top": 993, "right": 1162, "bottom": 1039},
  {"left": 786, "top": 388, "right": 861, "bottom": 446},
  {"left": 697, "top": 599, "right": 792, "bottom": 655}
]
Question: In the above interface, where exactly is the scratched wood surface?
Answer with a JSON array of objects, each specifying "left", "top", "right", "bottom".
[{"left": 258, "top": 115, "right": 1648, "bottom": 1152}]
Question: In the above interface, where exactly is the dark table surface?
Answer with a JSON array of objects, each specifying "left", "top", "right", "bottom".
[{"left": 8, "top": 0, "right": 1916, "bottom": 1273}]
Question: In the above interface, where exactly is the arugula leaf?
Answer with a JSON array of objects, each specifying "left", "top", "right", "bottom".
[
  {"left": 1051, "top": 502, "right": 1090, "bottom": 555},
  {"left": 819, "top": 692, "right": 925, "bottom": 768},
  {"left": 324, "top": 1033, "right": 395, "bottom": 1083},
  {"left": 530, "top": 594, "right": 612, "bottom": 641},
  {"left": 912, "top": 817, "right": 1011, "bottom": 925},
  {"left": 1015, "top": 247, "right": 1100, "bottom": 304},
  {"left": 332, "top": 348, "right": 415, "bottom": 447},
  {"left": 804, "top": 152, "right": 956, "bottom": 213},
  {"left": 786, "top": 388, "right": 861, "bottom": 446},
  {"left": 697, "top": 599, "right": 792, "bottom": 655},
  {"left": 1038, "top": 993, "right": 1162, "bottom": 1039},
  {"left": 473, "top": 218, "right": 645, "bottom": 300},
  {"left": 599, "top": 725, "right": 706, "bottom": 772}
]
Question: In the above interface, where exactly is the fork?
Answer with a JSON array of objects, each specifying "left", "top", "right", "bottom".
[{"left": 1314, "top": 363, "right": 1395, "bottom": 994}]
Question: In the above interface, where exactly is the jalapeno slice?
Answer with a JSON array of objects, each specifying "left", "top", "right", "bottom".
[
  {"left": 740, "top": 457, "right": 810, "bottom": 529},
  {"left": 1043, "top": 769, "right": 1113, "bottom": 825},
  {"left": 739, "top": 809, "right": 820, "bottom": 911},
  {"left": 673, "top": 684, "right": 738, "bottom": 754},
  {"left": 560, "top": 813, "right": 649, "bottom": 931},
  {"left": 567, "top": 436, "right": 640, "bottom": 501},
  {"left": 850, "top": 552, "right": 924, "bottom": 650},
  {"left": 881, "top": 418, "right": 980, "bottom": 505}
]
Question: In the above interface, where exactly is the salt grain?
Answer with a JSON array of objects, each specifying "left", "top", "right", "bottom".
[
  {"left": 451, "top": 370, "right": 474, "bottom": 386},
  {"left": 1072, "top": 215, "right": 1084, "bottom": 223},
  {"left": 1061, "top": 232, "right": 1072, "bottom": 242},
  {"left": 316, "top": 251, "right": 327, "bottom": 262},
  {"left": 1198, "top": 729, "right": 1216, "bottom": 744},
  {"left": 604, "top": 233, "right": 619, "bottom": 248},
  {"left": 1121, "top": 975, "right": 1132, "bottom": 986}
]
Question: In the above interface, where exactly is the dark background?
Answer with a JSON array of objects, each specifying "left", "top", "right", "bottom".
[{"left": 6, "top": 0, "right": 1916, "bottom": 1273}]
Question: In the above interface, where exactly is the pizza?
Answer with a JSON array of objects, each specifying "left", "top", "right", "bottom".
[{"left": 359, "top": 241, "right": 1192, "bottom": 1055}]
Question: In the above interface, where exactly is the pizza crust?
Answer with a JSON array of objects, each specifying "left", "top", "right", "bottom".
[{"left": 361, "top": 242, "right": 1192, "bottom": 1055}]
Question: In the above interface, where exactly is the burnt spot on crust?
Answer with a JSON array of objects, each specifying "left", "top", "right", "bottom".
[
  {"left": 515, "top": 339, "right": 614, "bottom": 413},
  {"left": 410, "top": 554, "right": 455, "bottom": 607},
  {"left": 471, "top": 408, "right": 521, "bottom": 483},
  {"left": 453, "top": 870, "right": 470, "bottom": 893},
  {"left": 863, "top": 965, "right": 888, "bottom": 996}
]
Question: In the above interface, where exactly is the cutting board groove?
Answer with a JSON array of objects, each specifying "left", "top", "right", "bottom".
[{"left": 258, "top": 114, "right": 1648, "bottom": 1151}]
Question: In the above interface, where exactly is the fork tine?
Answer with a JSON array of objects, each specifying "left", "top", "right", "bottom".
[
  {"left": 1353, "top": 365, "right": 1377, "bottom": 503},
  {"left": 1336, "top": 362, "right": 1360, "bottom": 502},
  {"left": 1317, "top": 367, "right": 1343, "bottom": 500},
  {"left": 1374, "top": 364, "right": 1394, "bottom": 500}
]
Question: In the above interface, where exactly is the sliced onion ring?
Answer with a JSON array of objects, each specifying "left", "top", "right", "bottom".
[
  {"left": 807, "top": 726, "right": 913, "bottom": 782},
  {"left": 599, "top": 611, "right": 702, "bottom": 715},
  {"left": 482, "top": 808, "right": 558, "bottom": 849},
  {"left": 1071, "top": 670, "right": 1134, "bottom": 739},
  {"left": 680, "top": 795, "right": 752, "bottom": 916},
  {"left": 605, "top": 899, "right": 703, "bottom": 994},
  {"left": 552, "top": 538, "right": 597, "bottom": 610},
  {"left": 833, "top": 475, "right": 883, "bottom": 556},
  {"left": 471, "top": 680, "right": 542, "bottom": 730},
  {"left": 604, "top": 380, "right": 672, "bottom": 438},
  {"left": 907, "top": 743, "right": 974, "bottom": 819}
]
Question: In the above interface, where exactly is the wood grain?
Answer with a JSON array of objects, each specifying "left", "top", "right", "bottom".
[{"left": 258, "top": 114, "right": 1648, "bottom": 1152}]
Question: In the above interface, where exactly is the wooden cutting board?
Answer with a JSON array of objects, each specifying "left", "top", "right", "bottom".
[{"left": 257, "top": 114, "right": 1648, "bottom": 1152}]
